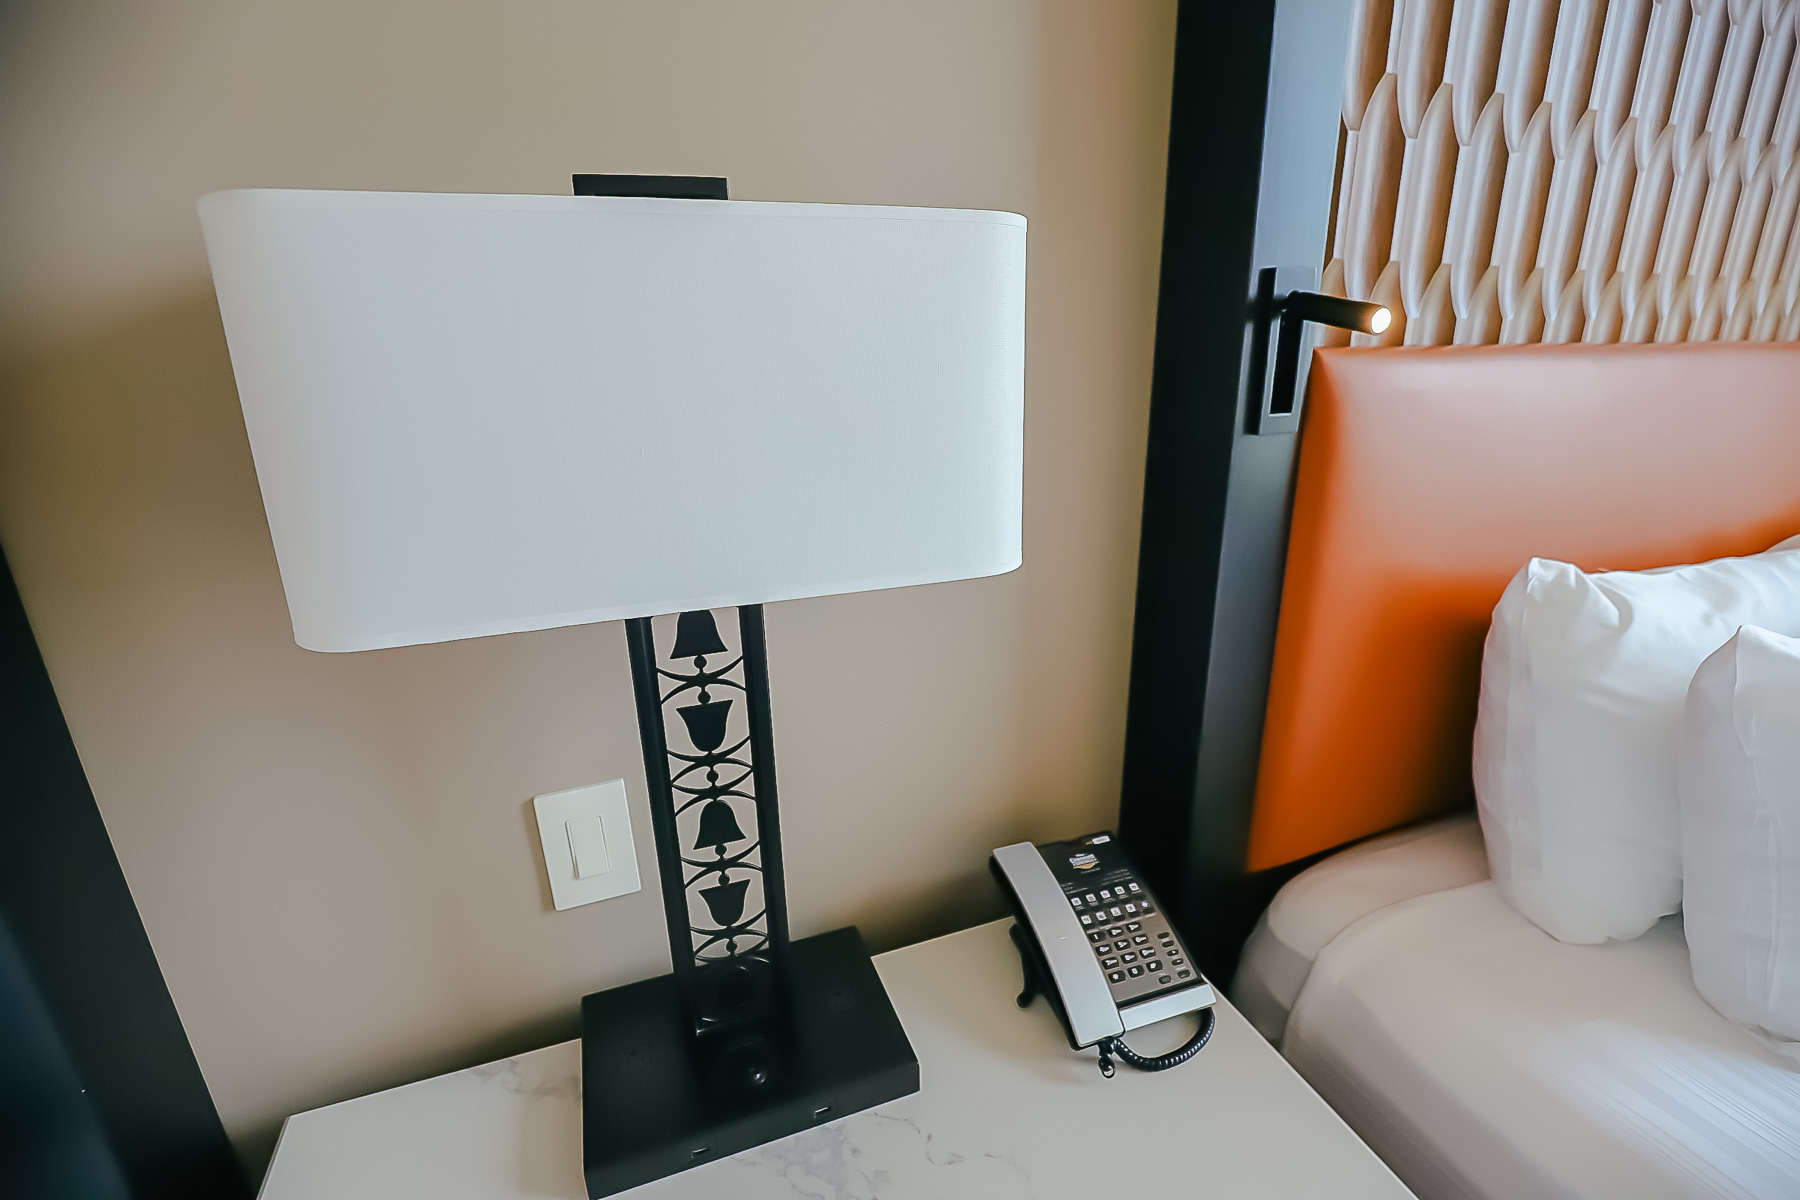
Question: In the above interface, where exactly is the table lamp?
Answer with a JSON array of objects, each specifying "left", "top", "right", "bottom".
[{"left": 197, "top": 176, "right": 1026, "bottom": 1197}]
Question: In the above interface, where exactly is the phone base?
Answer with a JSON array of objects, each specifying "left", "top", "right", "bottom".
[
  {"left": 579, "top": 925, "right": 919, "bottom": 1199},
  {"left": 1009, "top": 921, "right": 1047, "bottom": 1009}
]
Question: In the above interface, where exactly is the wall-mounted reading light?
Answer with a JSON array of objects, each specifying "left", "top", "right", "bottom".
[
  {"left": 1249, "top": 267, "right": 1391, "bottom": 435},
  {"left": 1283, "top": 291, "right": 1391, "bottom": 336}
]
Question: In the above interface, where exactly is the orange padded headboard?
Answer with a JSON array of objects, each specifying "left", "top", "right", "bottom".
[{"left": 1247, "top": 342, "right": 1800, "bottom": 872}]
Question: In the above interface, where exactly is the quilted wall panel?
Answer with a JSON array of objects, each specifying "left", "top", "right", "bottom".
[{"left": 1323, "top": 0, "right": 1800, "bottom": 346}]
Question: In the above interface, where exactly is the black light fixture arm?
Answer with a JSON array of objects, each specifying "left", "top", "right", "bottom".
[
  {"left": 1279, "top": 290, "right": 1390, "bottom": 334},
  {"left": 1249, "top": 266, "right": 1391, "bottom": 435}
]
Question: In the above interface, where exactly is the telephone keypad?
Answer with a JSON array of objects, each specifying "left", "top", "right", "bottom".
[{"left": 1062, "top": 865, "right": 1204, "bottom": 1010}]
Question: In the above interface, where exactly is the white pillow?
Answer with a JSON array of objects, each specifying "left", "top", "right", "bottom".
[
  {"left": 1680, "top": 626, "right": 1800, "bottom": 1047},
  {"left": 1474, "top": 542, "right": 1800, "bottom": 943}
]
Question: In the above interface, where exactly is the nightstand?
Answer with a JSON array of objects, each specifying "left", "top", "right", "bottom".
[{"left": 258, "top": 920, "right": 1413, "bottom": 1198}]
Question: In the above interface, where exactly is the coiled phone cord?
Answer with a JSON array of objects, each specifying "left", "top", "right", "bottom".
[{"left": 1094, "top": 1006, "right": 1215, "bottom": 1078}]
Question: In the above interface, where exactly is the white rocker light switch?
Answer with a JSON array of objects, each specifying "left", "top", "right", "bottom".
[
  {"left": 533, "top": 780, "right": 641, "bottom": 910},
  {"left": 565, "top": 815, "right": 610, "bottom": 879}
]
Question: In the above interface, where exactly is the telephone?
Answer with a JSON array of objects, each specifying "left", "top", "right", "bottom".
[{"left": 990, "top": 832, "right": 1216, "bottom": 1077}]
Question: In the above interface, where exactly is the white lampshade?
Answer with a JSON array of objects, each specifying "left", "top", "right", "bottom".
[{"left": 197, "top": 190, "right": 1025, "bottom": 652}]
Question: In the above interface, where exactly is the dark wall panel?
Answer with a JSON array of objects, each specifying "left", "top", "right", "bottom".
[
  {"left": 1119, "top": 0, "right": 1353, "bottom": 980},
  {"left": 1, "top": 548, "right": 245, "bottom": 1199}
]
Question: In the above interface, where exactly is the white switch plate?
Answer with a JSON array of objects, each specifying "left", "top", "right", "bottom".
[{"left": 533, "top": 780, "right": 641, "bottom": 911}]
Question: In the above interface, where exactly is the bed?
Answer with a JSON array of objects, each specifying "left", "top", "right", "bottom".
[
  {"left": 1226, "top": 342, "right": 1800, "bottom": 1199},
  {"left": 1240, "top": 816, "right": 1800, "bottom": 1199}
]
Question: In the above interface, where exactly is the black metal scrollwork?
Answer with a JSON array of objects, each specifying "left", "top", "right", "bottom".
[
  {"left": 626, "top": 606, "right": 789, "bottom": 1035},
  {"left": 662, "top": 610, "right": 770, "bottom": 964}
]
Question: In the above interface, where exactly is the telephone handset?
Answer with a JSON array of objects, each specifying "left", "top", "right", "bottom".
[{"left": 990, "top": 832, "right": 1216, "bottom": 1077}]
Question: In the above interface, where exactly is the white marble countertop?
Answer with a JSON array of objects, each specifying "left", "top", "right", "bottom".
[{"left": 259, "top": 919, "right": 1412, "bottom": 1198}]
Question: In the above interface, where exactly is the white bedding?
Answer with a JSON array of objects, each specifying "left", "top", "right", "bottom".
[
  {"left": 1235, "top": 815, "right": 1490, "bottom": 1045},
  {"left": 1243, "top": 827, "right": 1800, "bottom": 1199}
]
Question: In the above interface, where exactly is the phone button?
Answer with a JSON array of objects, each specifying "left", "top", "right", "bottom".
[
  {"left": 1128, "top": 882, "right": 1141, "bottom": 893},
  {"left": 1099, "top": 888, "right": 1112, "bottom": 900},
  {"left": 1158, "top": 974, "right": 1172, "bottom": 985},
  {"left": 1108, "top": 970, "right": 1125, "bottom": 983},
  {"left": 1145, "top": 960, "right": 1162, "bottom": 972},
  {"left": 1132, "top": 934, "right": 1149, "bottom": 945},
  {"left": 1102, "top": 957, "right": 1119, "bottom": 969},
  {"left": 1079, "top": 914, "right": 1092, "bottom": 926},
  {"left": 1123, "top": 903, "right": 1138, "bottom": 915},
  {"left": 1108, "top": 925, "right": 1123, "bottom": 936},
  {"left": 1127, "top": 966, "right": 1143, "bottom": 977},
  {"left": 1120, "top": 952, "right": 1138, "bottom": 963},
  {"left": 1084, "top": 893, "right": 1098, "bottom": 905},
  {"left": 1177, "top": 968, "right": 1191, "bottom": 979}
]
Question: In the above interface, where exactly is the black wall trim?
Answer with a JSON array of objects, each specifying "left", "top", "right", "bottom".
[
  {"left": 1118, "top": 1, "right": 1277, "bottom": 963},
  {"left": 1, "top": 548, "right": 246, "bottom": 1199},
  {"left": 1119, "top": 0, "right": 1352, "bottom": 981}
]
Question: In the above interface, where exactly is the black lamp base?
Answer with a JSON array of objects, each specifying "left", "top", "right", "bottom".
[{"left": 579, "top": 926, "right": 919, "bottom": 1198}]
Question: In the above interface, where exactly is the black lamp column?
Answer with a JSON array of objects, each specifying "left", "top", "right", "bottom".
[
  {"left": 624, "top": 606, "right": 789, "bottom": 1039},
  {"left": 574, "top": 170, "right": 791, "bottom": 1039},
  {"left": 574, "top": 174, "right": 918, "bottom": 1200}
]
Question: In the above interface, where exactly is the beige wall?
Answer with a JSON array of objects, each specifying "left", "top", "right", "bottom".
[{"left": 0, "top": 0, "right": 1175, "bottom": 1176}]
